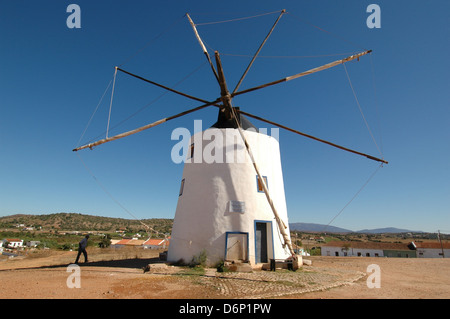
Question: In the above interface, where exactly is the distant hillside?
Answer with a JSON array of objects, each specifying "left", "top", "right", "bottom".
[
  {"left": 289, "top": 223, "right": 352, "bottom": 233},
  {"left": 0, "top": 213, "right": 173, "bottom": 235},
  {"left": 0, "top": 213, "right": 424, "bottom": 236},
  {"left": 289, "top": 222, "right": 423, "bottom": 234},
  {"left": 356, "top": 227, "right": 422, "bottom": 234}
]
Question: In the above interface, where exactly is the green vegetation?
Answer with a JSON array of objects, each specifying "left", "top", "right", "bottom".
[
  {"left": 190, "top": 249, "right": 208, "bottom": 268},
  {"left": 180, "top": 265, "right": 206, "bottom": 276},
  {"left": 1, "top": 213, "right": 446, "bottom": 254},
  {"left": 99, "top": 234, "right": 112, "bottom": 248},
  {"left": 290, "top": 230, "right": 448, "bottom": 245},
  {"left": 0, "top": 213, "right": 173, "bottom": 251},
  {"left": 0, "top": 213, "right": 173, "bottom": 234},
  {"left": 216, "top": 260, "right": 229, "bottom": 273}
]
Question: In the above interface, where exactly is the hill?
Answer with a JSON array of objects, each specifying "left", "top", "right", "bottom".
[
  {"left": 0, "top": 213, "right": 173, "bottom": 235},
  {"left": 289, "top": 222, "right": 352, "bottom": 233},
  {"left": 0, "top": 213, "right": 425, "bottom": 236},
  {"left": 356, "top": 227, "right": 422, "bottom": 234},
  {"left": 289, "top": 222, "right": 423, "bottom": 234}
]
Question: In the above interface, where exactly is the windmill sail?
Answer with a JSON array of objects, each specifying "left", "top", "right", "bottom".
[
  {"left": 73, "top": 99, "right": 220, "bottom": 152},
  {"left": 232, "top": 9, "right": 286, "bottom": 94},
  {"left": 232, "top": 50, "right": 372, "bottom": 98},
  {"left": 74, "top": 50, "right": 374, "bottom": 154},
  {"left": 238, "top": 110, "right": 388, "bottom": 164},
  {"left": 186, "top": 13, "right": 220, "bottom": 83}
]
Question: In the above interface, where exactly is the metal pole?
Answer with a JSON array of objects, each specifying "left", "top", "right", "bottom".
[{"left": 438, "top": 230, "right": 445, "bottom": 258}]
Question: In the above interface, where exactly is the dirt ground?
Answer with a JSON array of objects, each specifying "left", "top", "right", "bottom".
[{"left": 0, "top": 248, "right": 449, "bottom": 299}]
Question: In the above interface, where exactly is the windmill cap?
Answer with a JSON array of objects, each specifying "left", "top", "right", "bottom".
[{"left": 211, "top": 107, "right": 258, "bottom": 131}]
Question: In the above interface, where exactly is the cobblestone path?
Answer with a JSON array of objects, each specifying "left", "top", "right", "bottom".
[{"left": 198, "top": 267, "right": 366, "bottom": 299}]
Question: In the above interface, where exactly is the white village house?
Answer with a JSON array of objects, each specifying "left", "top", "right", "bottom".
[
  {"left": 143, "top": 238, "right": 169, "bottom": 249},
  {"left": 110, "top": 238, "right": 169, "bottom": 249},
  {"left": 321, "top": 241, "right": 449, "bottom": 258},
  {"left": 1, "top": 238, "right": 24, "bottom": 249},
  {"left": 414, "top": 242, "right": 450, "bottom": 258},
  {"left": 26, "top": 241, "right": 41, "bottom": 248}
]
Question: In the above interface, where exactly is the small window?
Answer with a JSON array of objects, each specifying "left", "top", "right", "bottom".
[
  {"left": 256, "top": 176, "right": 268, "bottom": 192},
  {"left": 188, "top": 143, "right": 194, "bottom": 160},
  {"left": 366, "top": 253, "right": 370, "bottom": 257},
  {"left": 179, "top": 179, "right": 185, "bottom": 196}
]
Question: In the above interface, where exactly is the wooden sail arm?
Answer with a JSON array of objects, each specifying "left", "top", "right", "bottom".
[
  {"left": 186, "top": 13, "right": 220, "bottom": 84},
  {"left": 242, "top": 128, "right": 295, "bottom": 256},
  {"left": 225, "top": 106, "right": 296, "bottom": 256},
  {"left": 214, "top": 51, "right": 233, "bottom": 120},
  {"left": 232, "top": 9, "right": 286, "bottom": 95},
  {"left": 231, "top": 50, "right": 372, "bottom": 98},
  {"left": 215, "top": 49, "right": 295, "bottom": 255},
  {"left": 116, "top": 67, "right": 214, "bottom": 105},
  {"left": 213, "top": 49, "right": 295, "bottom": 255},
  {"left": 72, "top": 99, "right": 220, "bottom": 152},
  {"left": 238, "top": 109, "right": 388, "bottom": 164}
]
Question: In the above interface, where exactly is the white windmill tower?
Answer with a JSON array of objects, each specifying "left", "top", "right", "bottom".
[{"left": 73, "top": 10, "right": 387, "bottom": 268}]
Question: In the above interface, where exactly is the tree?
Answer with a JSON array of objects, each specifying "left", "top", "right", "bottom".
[
  {"left": 342, "top": 243, "right": 351, "bottom": 255},
  {"left": 99, "top": 234, "right": 111, "bottom": 248}
]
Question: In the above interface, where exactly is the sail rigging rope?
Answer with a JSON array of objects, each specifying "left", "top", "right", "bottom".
[
  {"left": 78, "top": 61, "right": 208, "bottom": 146},
  {"left": 369, "top": 53, "right": 384, "bottom": 156},
  {"left": 322, "top": 163, "right": 383, "bottom": 233},
  {"left": 118, "top": 14, "right": 186, "bottom": 68},
  {"left": 318, "top": 58, "right": 386, "bottom": 232},
  {"left": 106, "top": 61, "right": 209, "bottom": 136},
  {"left": 286, "top": 12, "right": 368, "bottom": 52},
  {"left": 76, "top": 152, "right": 170, "bottom": 240},
  {"left": 76, "top": 153, "right": 147, "bottom": 227},
  {"left": 343, "top": 62, "right": 384, "bottom": 159},
  {"left": 76, "top": 74, "right": 114, "bottom": 149},
  {"left": 220, "top": 52, "right": 361, "bottom": 59},
  {"left": 192, "top": 9, "right": 283, "bottom": 26},
  {"left": 106, "top": 67, "right": 118, "bottom": 139}
]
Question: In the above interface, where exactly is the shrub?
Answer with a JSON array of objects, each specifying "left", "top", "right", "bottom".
[
  {"left": 215, "top": 260, "right": 231, "bottom": 272},
  {"left": 190, "top": 249, "right": 207, "bottom": 268}
]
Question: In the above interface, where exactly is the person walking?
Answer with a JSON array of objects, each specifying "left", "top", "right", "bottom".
[{"left": 75, "top": 234, "right": 89, "bottom": 264}]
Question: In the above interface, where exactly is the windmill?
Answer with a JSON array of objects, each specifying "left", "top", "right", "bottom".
[{"left": 73, "top": 10, "right": 387, "bottom": 268}]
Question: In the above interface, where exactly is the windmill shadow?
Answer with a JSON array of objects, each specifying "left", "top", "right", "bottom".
[
  {"left": 77, "top": 257, "right": 162, "bottom": 269},
  {"left": 0, "top": 257, "right": 164, "bottom": 272}
]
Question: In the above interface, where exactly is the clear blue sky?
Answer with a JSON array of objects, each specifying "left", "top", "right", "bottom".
[{"left": 1, "top": 1, "right": 449, "bottom": 233}]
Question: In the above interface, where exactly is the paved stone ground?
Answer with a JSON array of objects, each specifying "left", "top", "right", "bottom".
[
  {"left": 200, "top": 267, "right": 366, "bottom": 299},
  {"left": 2, "top": 250, "right": 448, "bottom": 299},
  {"left": 147, "top": 264, "right": 366, "bottom": 299}
]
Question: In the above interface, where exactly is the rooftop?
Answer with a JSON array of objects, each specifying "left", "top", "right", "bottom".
[{"left": 322, "top": 241, "right": 450, "bottom": 250}]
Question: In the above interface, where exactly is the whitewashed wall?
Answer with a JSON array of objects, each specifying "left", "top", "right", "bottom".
[{"left": 168, "top": 128, "right": 292, "bottom": 266}]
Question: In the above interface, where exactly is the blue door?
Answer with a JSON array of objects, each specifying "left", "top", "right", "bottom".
[{"left": 255, "top": 222, "right": 268, "bottom": 263}]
